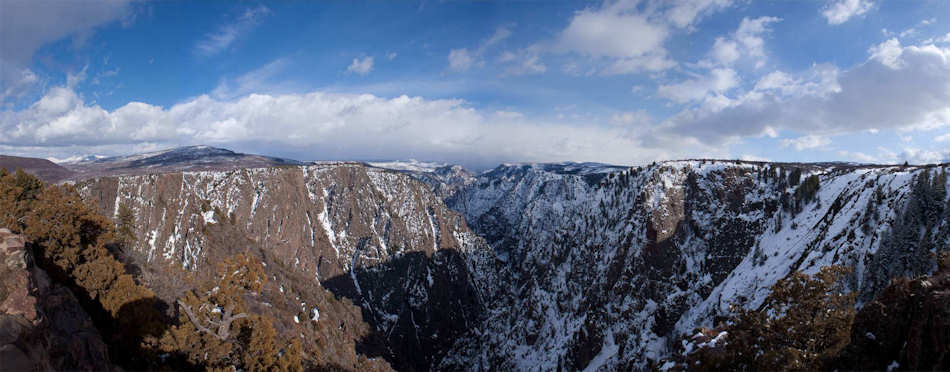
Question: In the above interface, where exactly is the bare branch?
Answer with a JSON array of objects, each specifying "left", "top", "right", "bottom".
[{"left": 177, "top": 299, "right": 222, "bottom": 340}]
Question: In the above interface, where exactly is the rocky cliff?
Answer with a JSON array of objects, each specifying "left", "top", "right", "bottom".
[
  {"left": 78, "top": 163, "right": 494, "bottom": 371},
  {"left": 76, "top": 156, "right": 950, "bottom": 370},
  {"left": 0, "top": 229, "right": 113, "bottom": 371},
  {"left": 437, "top": 161, "right": 949, "bottom": 370}
]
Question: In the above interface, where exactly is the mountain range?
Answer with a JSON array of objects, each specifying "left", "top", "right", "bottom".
[{"left": 2, "top": 145, "right": 948, "bottom": 371}]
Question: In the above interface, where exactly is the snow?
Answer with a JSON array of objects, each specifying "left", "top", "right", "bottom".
[
  {"left": 583, "top": 332, "right": 618, "bottom": 372},
  {"left": 293, "top": 315, "right": 300, "bottom": 323},
  {"left": 369, "top": 159, "right": 447, "bottom": 172},
  {"left": 312, "top": 307, "right": 320, "bottom": 322},
  {"left": 887, "top": 361, "right": 900, "bottom": 371},
  {"left": 201, "top": 210, "right": 216, "bottom": 224}
]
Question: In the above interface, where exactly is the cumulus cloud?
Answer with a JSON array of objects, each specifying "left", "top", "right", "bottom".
[
  {"left": 705, "top": 16, "right": 781, "bottom": 68},
  {"left": 0, "top": 86, "right": 717, "bottom": 168},
  {"left": 554, "top": 2, "right": 674, "bottom": 74},
  {"left": 346, "top": 57, "right": 374, "bottom": 75},
  {"left": 195, "top": 5, "right": 270, "bottom": 57},
  {"left": 822, "top": 0, "right": 872, "bottom": 25},
  {"left": 665, "top": 40, "right": 950, "bottom": 145}
]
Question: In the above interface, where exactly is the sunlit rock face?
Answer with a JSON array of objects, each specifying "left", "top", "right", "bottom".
[{"left": 79, "top": 163, "right": 494, "bottom": 371}]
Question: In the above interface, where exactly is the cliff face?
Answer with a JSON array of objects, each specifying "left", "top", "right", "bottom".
[
  {"left": 438, "top": 161, "right": 949, "bottom": 370},
  {"left": 77, "top": 159, "right": 949, "bottom": 370},
  {"left": 78, "top": 163, "right": 494, "bottom": 371},
  {"left": 0, "top": 229, "right": 113, "bottom": 371}
]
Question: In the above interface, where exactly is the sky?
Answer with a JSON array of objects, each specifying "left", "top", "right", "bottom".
[{"left": 1, "top": 0, "right": 950, "bottom": 169}]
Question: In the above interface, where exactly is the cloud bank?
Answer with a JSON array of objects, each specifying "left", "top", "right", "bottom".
[{"left": 0, "top": 85, "right": 711, "bottom": 168}]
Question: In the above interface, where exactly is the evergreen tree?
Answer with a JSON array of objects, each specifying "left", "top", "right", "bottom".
[{"left": 160, "top": 252, "right": 303, "bottom": 371}]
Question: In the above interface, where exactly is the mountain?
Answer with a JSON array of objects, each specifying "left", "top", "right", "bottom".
[
  {"left": 63, "top": 147, "right": 949, "bottom": 370},
  {"left": 0, "top": 155, "right": 75, "bottom": 183},
  {"left": 61, "top": 145, "right": 305, "bottom": 180}
]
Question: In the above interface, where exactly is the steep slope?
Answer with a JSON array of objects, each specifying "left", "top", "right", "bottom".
[
  {"left": 0, "top": 155, "right": 75, "bottom": 183},
  {"left": 78, "top": 163, "right": 495, "bottom": 371},
  {"left": 0, "top": 229, "right": 113, "bottom": 371},
  {"left": 63, "top": 145, "right": 304, "bottom": 180},
  {"left": 438, "top": 161, "right": 949, "bottom": 370}
]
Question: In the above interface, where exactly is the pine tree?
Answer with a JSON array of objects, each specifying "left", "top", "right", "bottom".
[{"left": 161, "top": 252, "right": 302, "bottom": 371}]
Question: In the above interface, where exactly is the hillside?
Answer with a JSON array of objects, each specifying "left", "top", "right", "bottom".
[
  {"left": 62, "top": 145, "right": 305, "bottom": 180},
  {"left": 0, "top": 155, "right": 75, "bottom": 183}
]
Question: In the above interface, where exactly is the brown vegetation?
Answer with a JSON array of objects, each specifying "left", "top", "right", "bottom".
[
  {"left": 685, "top": 266, "right": 856, "bottom": 371},
  {"left": 0, "top": 170, "right": 304, "bottom": 371}
]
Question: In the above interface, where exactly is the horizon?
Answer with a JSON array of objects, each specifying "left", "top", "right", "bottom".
[
  {"left": 37, "top": 143, "right": 948, "bottom": 174},
  {"left": 2, "top": 0, "right": 950, "bottom": 169}
]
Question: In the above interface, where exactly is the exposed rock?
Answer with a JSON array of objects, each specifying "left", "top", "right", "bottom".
[
  {"left": 78, "top": 163, "right": 492, "bottom": 370},
  {"left": 0, "top": 229, "right": 113, "bottom": 371}
]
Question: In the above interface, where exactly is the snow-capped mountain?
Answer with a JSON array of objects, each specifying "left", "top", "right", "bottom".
[
  {"left": 62, "top": 145, "right": 305, "bottom": 179},
  {"left": 72, "top": 147, "right": 949, "bottom": 370}
]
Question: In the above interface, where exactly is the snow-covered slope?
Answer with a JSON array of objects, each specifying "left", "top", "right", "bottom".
[
  {"left": 62, "top": 145, "right": 305, "bottom": 179},
  {"left": 437, "top": 160, "right": 949, "bottom": 370}
]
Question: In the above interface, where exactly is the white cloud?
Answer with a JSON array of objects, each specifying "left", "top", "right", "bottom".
[
  {"left": 553, "top": 3, "right": 674, "bottom": 74},
  {"left": 935, "top": 133, "right": 950, "bottom": 142},
  {"left": 868, "top": 38, "right": 904, "bottom": 69},
  {"left": 212, "top": 58, "right": 293, "bottom": 99},
  {"left": 448, "top": 49, "right": 478, "bottom": 72},
  {"left": 195, "top": 5, "right": 270, "bottom": 57},
  {"left": 610, "top": 110, "right": 652, "bottom": 126},
  {"left": 822, "top": 0, "right": 873, "bottom": 25},
  {"left": 0, "top": 0, "right": 132, "bottom": 103},
  {"left": 837, "top": 150, "right": 876, "bottom": 162},
  {"left": 658, "top": 68, "right": 739, "bottom": 103},
  {"left": 666, "top": 41, "right": 950, "bottom": 144},
  {"left": 346, "top": 57, "right": 374, "bottom": 75},
  {"left": 0, "top": 86, "right": 717, "bottom": 168},
  {"left": 705, "top": 16, "right": 781, "bottom": 68},
  {"left": 387, "top": 52, "right": 398, "bottom": 60},
  {"left": 710, "top": 38, "right": 740, "bottom": 65},
  {"left": 740, "top": 154, "right": 770, "bottom": 162},
  {"left": 447, "top": 26, "right": 512, "bottom": 72},
  {"left": 899, "top": 148, "right": 950, "bottom": 164},
  {"left": 499, "top": 49, "right": 546, "bottom": 75},
  {"left": 781, "top": 135, "right": 831, "bottom": 150},
  {"left": 665, "top": 0, "right": 734, "bottom": 29}
]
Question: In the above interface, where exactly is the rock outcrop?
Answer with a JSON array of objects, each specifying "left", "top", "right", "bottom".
[
  {"left": 0, "top": 229, "right": 113, "bottom": 371},
  {"left": 833, "top": 252, "right": 950, "bottom": 371}
]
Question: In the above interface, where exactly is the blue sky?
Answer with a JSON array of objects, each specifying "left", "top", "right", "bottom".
[{"left": 2, "top": 0, "right": 950, "bottom": 169}]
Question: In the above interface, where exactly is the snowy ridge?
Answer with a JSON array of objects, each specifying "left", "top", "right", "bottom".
[{"left": 437, "top": 160, "right": 949, "bottom": 370}]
